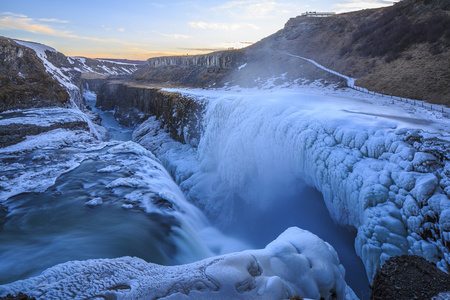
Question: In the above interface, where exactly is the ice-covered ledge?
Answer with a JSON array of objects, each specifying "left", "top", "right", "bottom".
[{"left": 0, "top": 227, "right": 356, "bottom": 300}]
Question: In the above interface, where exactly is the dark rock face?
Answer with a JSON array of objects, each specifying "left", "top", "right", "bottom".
[
  {"left": 0, "top": 292, "right": 35, "bottom": 300},
  {"left": 370, "top": 255, "right": 450, "bottom": 299},
  {"left": 96, "top": 82, "right": 205, "bottom": 146},
  {"left": 0, "top": 121, "right": 89, "bottom": 148},
  {"left": 131, "top": 50, "right": 247, "bottom": 88},
  {"left": 0, "top": 37, "right": 69, "bottom": 112},
  {"left": 147, "top": 50, "right": 245, "bottom": 69}
]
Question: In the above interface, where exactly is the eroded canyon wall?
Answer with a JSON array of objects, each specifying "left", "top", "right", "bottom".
[{"left": 96, "top": 82, "right": 205, "bottom": 146}]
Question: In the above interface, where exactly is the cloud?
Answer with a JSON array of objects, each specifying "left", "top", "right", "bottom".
[
  {"left": 149, "top": 3, "right": 165, "bottom": 8},
  {"left": 38, "top": 18, "right": 69, "bottom": 23},
  {"left": 179, "top": 47, "right": 222, "bottom": 52},
  {"left": 0, "top": 14, "right": 64, "bottom": 36},
  {"left": 153, "top": 31, "right": 191, "bottom": 39},
  {"left": 213, "top": 0, "right": 288, "bottom": 20},
  {"left": 117, "top": 28, "right": 125, "bottom": 32},
  {"left": 2, "top": 12, "right": 27, "bottom": 18},
  {"left": 0, "top": 13, "right": 150, "bottom": 48},
  {"left": 333, "top": 0, "right": 394, "bottom": 12},
  {"left": 188, "top": 21, "right": 259, "bottom": 30}
]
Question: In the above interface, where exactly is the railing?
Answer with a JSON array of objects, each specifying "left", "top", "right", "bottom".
[{"left": 301, "top": 11, "right": 336, "bottom": 17}]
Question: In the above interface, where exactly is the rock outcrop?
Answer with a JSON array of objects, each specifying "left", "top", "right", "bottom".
[
  {"left": 147, "top": 50, "right": 245, "bottom": 69},
  {"left": 0, "top": 37, "right": 144, "bottom": 113},
  {"left": 131, "top": 50, "right": 248, "bottom": 88},
  {"left": 370, "top": 255, "right": 450, "bottom": 299},
  {"left": 96, "top": 82, "right": 204, "bottom": 146},
  {"left": 0, "top": 37, "right": 69, "bottom": 112}
]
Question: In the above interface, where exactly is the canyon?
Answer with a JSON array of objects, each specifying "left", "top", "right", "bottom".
[{"left": 1, "top": 0, "right": 450, "bottom": 298}]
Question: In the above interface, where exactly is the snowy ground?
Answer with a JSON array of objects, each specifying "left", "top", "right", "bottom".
[{"left": 134, "top": 80, "right": 450, "bottom": 284}]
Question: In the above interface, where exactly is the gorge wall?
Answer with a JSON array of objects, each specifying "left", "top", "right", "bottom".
[
  {"left": 95, "top": 82, "right": 205, "bottom": 146},
  {"left": 131, "top": 50, "right": 248, "bottom": 88}
]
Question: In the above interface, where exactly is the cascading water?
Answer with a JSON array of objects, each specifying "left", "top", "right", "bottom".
[
  {"left": 134, "top": 88, "right": 373, "bottom": 298},
  {"left": 0, "top": 88, "right": 245, "bottom": 285}
]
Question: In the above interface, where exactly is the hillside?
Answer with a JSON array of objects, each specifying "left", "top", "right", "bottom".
[
  {"left": 0, "top": 37, "right": 142, "bottom": 112},
  {"left": 0, "top": 37, "right": 69, "bottom": 112},
  {"left": 132, "top": 0, "right": 450, "bottom": 105},
  {"left": 259, "top": 0, "right": 450, "bottom": 104}
]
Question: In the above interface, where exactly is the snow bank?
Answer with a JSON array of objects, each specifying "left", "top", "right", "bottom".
[
  {"left": 0, "top": 227, "right": 356, "bottom": 300},
  {"left": 0, "top": 107, "right": 88, "bottom": 127},
  {"left": 134, "top": 86, "right": 450, "bottom": 283},
  {"left": 0, "top": 107, "right": 102, "bottom": 200}
]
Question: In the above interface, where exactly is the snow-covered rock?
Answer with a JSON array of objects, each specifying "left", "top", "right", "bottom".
[
  {"left": 0, "top": 227, "right": 356, "bottom": 300},
  {"left": 85, "top": 197, "right": 103, "bottom": 207}
]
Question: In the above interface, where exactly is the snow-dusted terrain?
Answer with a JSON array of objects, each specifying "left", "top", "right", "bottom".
[{"left": 134, "top": 81, "right": 450, "bottom": 284}]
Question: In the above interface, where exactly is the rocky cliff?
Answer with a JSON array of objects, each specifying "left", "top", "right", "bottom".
[
  {"left": 0, "top": 37, "right": 143, "bottom": 112},
  {"left": 147, "top": 50, "right": 245, "bottom": 69},
  {"left": 131, "top": 50, "right": 250, "bottom": 88},
  {"left": 132, "top": 46, "right": 343, "bottom": 88},
  {"left": 0, "top": 37, "right": 69, "bottom": 112},
  {"left": 96, "top": 82, "right": 205, "bottom": 146}
]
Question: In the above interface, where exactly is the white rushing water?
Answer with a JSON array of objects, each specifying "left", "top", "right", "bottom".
[{"left": 0, "top": 90, "right": 246, "bottom": 285}]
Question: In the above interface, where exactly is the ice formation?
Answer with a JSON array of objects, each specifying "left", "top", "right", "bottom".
[
  {"left": 0, "top": 227, "right": 356, "bottom": 300},
  {"left": 134, "top": 86, "right": 450, "bottom": 282}
]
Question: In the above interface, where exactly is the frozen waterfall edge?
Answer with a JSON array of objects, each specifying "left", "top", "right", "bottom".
[
  {"left": 0, "top": 227, "right": 357, "bottom": 300},
  {"left": 132, "top": 87, "right": 450, "bottom": 284}
]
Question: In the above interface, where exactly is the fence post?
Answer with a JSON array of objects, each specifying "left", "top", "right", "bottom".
[{"left": 431, "top": 104, "right": 433, "bottom": 110}]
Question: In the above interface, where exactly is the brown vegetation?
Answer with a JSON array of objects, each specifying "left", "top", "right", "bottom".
[{"left": 257, "top": 0, "right": 450, "bottom": 105}]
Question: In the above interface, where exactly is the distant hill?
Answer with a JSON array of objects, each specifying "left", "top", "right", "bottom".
[
  {"left": 132, "top": 0, "right": 450, "bottom": 105},
  {"left": 260, "top": 0, "right": 450, "bottom": 104},
  {"left": 95, "top": 58, "right": 147, "bottom": 66},
  {"left": 0, "top": 37, "right": 143, "bottom": 112}
]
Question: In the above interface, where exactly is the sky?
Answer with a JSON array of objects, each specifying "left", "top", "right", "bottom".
[{"left": 0, "top": 0, "right": 394, "bottom": 60}]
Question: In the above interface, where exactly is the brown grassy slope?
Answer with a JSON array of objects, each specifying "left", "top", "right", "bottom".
[
  {"left": 0, "top": 37, "right": 69, "bottom": 112},
  {"left": 251, "top": 0, "right": 450, "bottom": 105}
]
